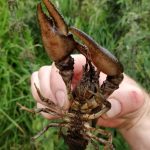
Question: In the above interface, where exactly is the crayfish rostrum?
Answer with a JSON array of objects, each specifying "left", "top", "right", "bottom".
[{"left": 24, "top": 0, "right": 124, "bottom": 149}]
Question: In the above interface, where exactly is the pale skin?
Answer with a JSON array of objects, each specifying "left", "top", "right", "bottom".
[{"left": 31, "top": 54, "right": 150, "bottom": 150}]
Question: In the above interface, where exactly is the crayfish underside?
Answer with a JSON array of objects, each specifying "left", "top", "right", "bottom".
[{"left": 20, "top": 0, "right": 124, "bottom": 150}]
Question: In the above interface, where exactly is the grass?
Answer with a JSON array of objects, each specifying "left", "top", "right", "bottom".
[{"left": 0, "top": 0, "right": 149, "bottom": 149}]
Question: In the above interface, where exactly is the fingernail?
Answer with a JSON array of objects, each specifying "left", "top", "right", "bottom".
[
  {"left": 106, "top": 99, "right": 121, "bottom": 118},
  {"left": 55, "top": 90, "right": 65, "bottom": 107}
]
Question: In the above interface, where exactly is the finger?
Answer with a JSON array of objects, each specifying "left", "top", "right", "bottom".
[
  {"left": 31, "top": 71, "right": 41, "bottom": 102},
  {"left": 71, "top": 54, "right": 86, "bottom": 88},
  {"left": 111, "top": 84, "right": 144, "bottom": 116},
  {"left": 72, "top": 54, "right": 86, "bottom": 75},
  {"left": 50, "top": 63, "right": 69, "bottom": 109},
  {"left": 37, "top": 103, "right": 55, "bottom": 120},
  {"left": 99, "top": 72, "right": 107, "bottom": 85},
  {"left": 98, "top": 117, "right": 124, "bottom": 128},
  {"left": 101, "top": 82, "right": 145, "bottom": 120},
  {"left": 71, "top": 54, "right": 107, "bottom": 87},
  {"left": 38, "top": 66, "right": 56, "bottom": 104},
  {"left": 97, "top": 84, "right": 145, "bottom": 127}
]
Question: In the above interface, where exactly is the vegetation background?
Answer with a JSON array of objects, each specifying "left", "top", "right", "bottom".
[{"left": 0, "top": 0, "right": 150, "bottom": 149}]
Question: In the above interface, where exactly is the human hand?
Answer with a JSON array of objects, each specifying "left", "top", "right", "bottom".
[{"left": 31, "top": 54, "right": 150, "bottom": 149}]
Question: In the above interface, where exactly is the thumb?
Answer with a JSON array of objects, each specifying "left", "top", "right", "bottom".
[
  {"left": 105, "top": 84, "right": 145, "bottom": 118},
  {"left": 97, "top": 84, "right": 145, "bottom": 128}
]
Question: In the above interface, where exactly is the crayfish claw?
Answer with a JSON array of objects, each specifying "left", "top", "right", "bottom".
[
  {"left": 69, "top": 27, "right": 123, "bottom": 75},
  {"left": 37, "top": 1, "right": 75, "bottom": 62},
  {"left": 37, "top": 3, "right": 54, "bottom": 33},
  {"left": 42, "top": 0, "right": 68, "bottom": 35}
]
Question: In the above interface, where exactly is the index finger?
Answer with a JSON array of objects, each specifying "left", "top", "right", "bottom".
[
  {"left": 71, "top": 54, "right": 107, "bottom": 88},
  {"left": 71, "top": 54, "right": 86, "bottom": 88}
]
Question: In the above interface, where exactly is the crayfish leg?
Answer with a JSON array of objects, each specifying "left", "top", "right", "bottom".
[
  {"left": 86, "top": 132, "right": 114, "bottom": 150},
  {"left": 101, "top": 74, "right": 124, "bottom": 98},
  {"left": 32, "top": 123, "right": 67, "bottom": 140}
]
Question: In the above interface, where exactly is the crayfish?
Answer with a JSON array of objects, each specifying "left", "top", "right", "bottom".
[{"left": 23, "top": 0, "right": 124, "bottom": 149}]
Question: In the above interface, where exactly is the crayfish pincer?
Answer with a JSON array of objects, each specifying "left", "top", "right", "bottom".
[{"left": 29, "top": 0, "right": 124, "bottom": 149}]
